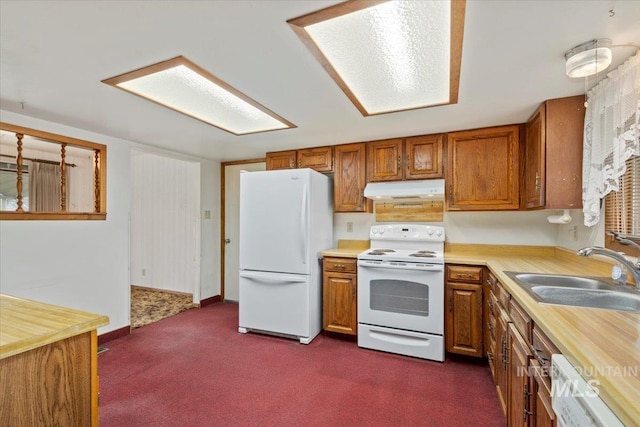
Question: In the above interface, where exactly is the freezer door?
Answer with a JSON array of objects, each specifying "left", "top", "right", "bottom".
[
  {"left": 239, "top": 271, "right": 310, "bottom": 338},
  {"left": 240, "top": 170, "right": 310, "bottom": 275}
]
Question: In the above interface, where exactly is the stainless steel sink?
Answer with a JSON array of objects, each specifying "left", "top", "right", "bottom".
[
  {"left": 505, "top": 272, "right": 640, "bottom": 313},
  {"left": 508, "top": 273, "right": 613, "bottom": 290}
]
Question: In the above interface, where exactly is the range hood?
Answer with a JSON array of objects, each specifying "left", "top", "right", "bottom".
[{"left": 364, "top": 179, "right": 445, "bottom": 202}]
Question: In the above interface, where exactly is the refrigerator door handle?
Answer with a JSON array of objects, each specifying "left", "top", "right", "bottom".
[
  {"left": 240, "top": 271, "right": 308, "bottom": 283},
  {"left": 300, "top": 183, "right": 308, "bottom": 264}
]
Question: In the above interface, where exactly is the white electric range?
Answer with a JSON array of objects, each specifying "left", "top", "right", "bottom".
[{"left": 357, "top": 224, "right": 445, "bottom": 362}]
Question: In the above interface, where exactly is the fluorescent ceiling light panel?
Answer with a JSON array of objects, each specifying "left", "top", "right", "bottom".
[
  {"left": 288, "top": 0, "right": 465, "bottom": 116},
  {"left": 102, "top": 56, "right": 295, "bottom": 135}
]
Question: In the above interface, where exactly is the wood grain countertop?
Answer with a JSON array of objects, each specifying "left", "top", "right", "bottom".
[
  {"left": 320, "top": 239, "right": 370, "bottom": 259},
  {"left": 0, "top": 294, "right": 110, "bottom": 360},
  {"left": 445, "top": 244, "right": 640, "bottom": 426}
]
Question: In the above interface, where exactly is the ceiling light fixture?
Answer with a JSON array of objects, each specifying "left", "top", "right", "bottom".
[
  {"left": 288, "top": 0, "right": 466, "bottom": 116},
  {"left": 564, "top": 39, "right": 612, "bottom": 78},
  {"left": 102, "top": 56, "right": 295, "bottom": 135}
]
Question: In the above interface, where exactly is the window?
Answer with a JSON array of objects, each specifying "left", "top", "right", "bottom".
[
  {"left": 604, "top": 154, "right": 640, "bottom": 256},
  {"left": 0, "top": 123, "right": 106, "bottom": 220}
]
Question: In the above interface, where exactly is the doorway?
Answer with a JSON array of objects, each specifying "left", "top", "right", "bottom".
[
  {"left": 130, "top": 150, "right": 201, "bottom": 327},
  {"left": 221, "top": 160, "right": 265, "bottom": 302}
]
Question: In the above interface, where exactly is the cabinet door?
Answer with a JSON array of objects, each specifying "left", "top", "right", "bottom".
[
  {"left": 298, "top": 146, "right": 333, "bottom": 173},
  {"left": 334, "top": 143, "right": 369, "bottom": 212},
  {"left": 445, "top": 282, "right": 484, "bottom": 357},
  {"left": 531, "top": 360, "right": 556, "bottom": 427},
  {"left": 524, "top": 104, "right": 545, "bottom": 209},
  {"left": 266, "top": 150, "right": 297, "bottom": 170},
  {"left": 322, "top": 272, "right": 357, "bottom": 335},
  {"left": 405, "top": 134, "right": 444, "bottom": 179},
  {"left": 446, "top": 125, "right": 520, "bottom": 210},
  {"left": 367, "top": 138, "right": 404, "bottom": 182},
  {"left": 543, "top": 96, "right": 584, "bottom": 209},
  {"left": 509, "top": 324, "right": 533, "bottom": 427},
  {"left": 495, "top": 308, "right": 510, "bottom": 417}
]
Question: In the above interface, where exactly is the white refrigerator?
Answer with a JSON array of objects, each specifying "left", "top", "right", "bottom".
[{"left": 238, "top": 168, "right": 333, "bottom": 344}]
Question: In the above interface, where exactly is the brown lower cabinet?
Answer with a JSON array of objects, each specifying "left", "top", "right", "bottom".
[
  {"left": 531, "top": 360, "right": 557, "bottom": 427},
  {"left": 486, "top": 271, "right": 559, "bottom": 426},
  {"left": 445, "top": 264, "right": 484, "bottom": 357},
  {"left": 0, "top": 330, "right": 99, "bottom": 426},
  {"left": 322, "top": 257, "right": 357, "bottom": 335}
]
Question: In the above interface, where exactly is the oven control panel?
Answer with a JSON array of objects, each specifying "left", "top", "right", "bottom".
[{"left": 370, "top": 224, "right": 444, "bottom": 242}]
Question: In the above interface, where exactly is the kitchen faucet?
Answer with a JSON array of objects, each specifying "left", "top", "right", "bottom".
[{"left": 577, "top": 233, "right": 640, "bottom": 290}]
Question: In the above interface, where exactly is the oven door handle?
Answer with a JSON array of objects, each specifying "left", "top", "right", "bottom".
[{"left": 357, "top": 261, "right": 443, "bottom": 271}]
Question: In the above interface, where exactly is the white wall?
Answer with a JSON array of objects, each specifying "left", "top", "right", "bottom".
[
  {"left": 334, "top": 208, "right": 604, "bottom": 249},
  {"left": 0, "top": 110, "right": 131, "bottom": 334},
  {"left": 130, "top": 152, "right": 200, "bottom": 296},
  {"left": 0, "top": 110, "right": 222, "bottom": 334}
]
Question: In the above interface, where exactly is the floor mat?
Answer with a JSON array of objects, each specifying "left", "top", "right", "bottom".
[{"left": 130, "top": 286, "right": 194, "bottom": 329}]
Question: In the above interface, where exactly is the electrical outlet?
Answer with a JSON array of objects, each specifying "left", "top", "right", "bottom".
[
  {"left": 204, "top": 210, "right": 211, "bottom": 219},
  {"left": 142, "top": 269, "right": 146, "bottom": 276},
  {"left": 347, "top": 222, "right": 353, "bottom": 232}
]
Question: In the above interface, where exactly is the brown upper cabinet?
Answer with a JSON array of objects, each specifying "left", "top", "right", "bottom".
[
  {"left": 367, "top": 134, "right": 443, "bottom": 182},
  {"left": 297, "top": 146, "right": 333, "bottom": 172},
  {"left": 523, "top": 95, "right": 585, "bottom": 209},
  {"left": 334, "top": 142, "right": 370, "bottom": 212},
  {"left": 446, "top": 125, "right": 520, "bottom": 211},
  {"left": 266, "top": 146, "right": 333, "bottom": 173},
  {"left": 266, "top": 150, "right": 296, "bottom": 170}
]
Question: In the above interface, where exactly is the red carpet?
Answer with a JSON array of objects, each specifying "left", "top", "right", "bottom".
[{"left": 99, "top": 303, "right": 505, "bottom": 426}]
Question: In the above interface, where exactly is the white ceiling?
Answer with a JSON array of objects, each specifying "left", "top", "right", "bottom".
[{"left": 1, "top": 1, "right": 639, "bottom": 163}]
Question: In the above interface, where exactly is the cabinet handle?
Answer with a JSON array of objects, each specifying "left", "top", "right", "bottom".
[
  {"left": 448, "top": 294, "right": 453, "bottom": 313},
  {"left": 397, "top": 155, "right": 401, "bottom": 168},
  {"left": 298, "top": 160, "right": 301, "bottom": 168},
  {"left": 523, "top": 384, "right": 533, "bottom": 421},
  {"left": 290, "top": 159, "right": 295, "bottom": 168},
  {"left": 535, "top": 171, "right": 540, "bottom": 193},
  {"left": 487, "top": 352, "right": 493, "bottom": 362},
  {"left": 487, "top": 321, "right": 493, "bottom": 332},
  {"left": 532, "top": 347, "right": 549, "bottom": 363},
  {"left": 456, "top": 273, "right": 475, "bottom": 279}
]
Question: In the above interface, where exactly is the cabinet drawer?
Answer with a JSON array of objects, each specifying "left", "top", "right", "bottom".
[
  {"left": 509, "top": 298, "right": 531, "bottom": 344},
  {"left": 486, "top": 312, "right": 496, "bottom": 342},
  {"left": 494, "top": 282, "right": 510, "bottom": 310},
  {"left": 324, "top": 257, "right": 357, "bottom": 274},
  {"left": 486, "top": 272, "right": 497, "bottom": 293},
  {"left": 487, "top": 292, "right": 498, "bottom": 317},
  {"left": 447, "top": 265, "right": 484, "bottom": 283},
  {"left": 531, "top": 327, "right": 559, "bottom": 371}
]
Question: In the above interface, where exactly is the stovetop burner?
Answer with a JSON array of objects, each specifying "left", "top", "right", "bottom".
[
  {"left": 366, "top": 249, "right": 395, "bottom": 255},
  {"left": 358, "top": 224, "right": 445, "bottom": 264}
]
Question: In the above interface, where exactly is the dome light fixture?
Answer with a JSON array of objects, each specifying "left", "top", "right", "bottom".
[{"left": 564, "top": 39, "right": 612, "bottom": 78}]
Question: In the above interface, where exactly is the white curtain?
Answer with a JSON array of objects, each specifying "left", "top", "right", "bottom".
[{"left": 582, "top": 52, "right": 640, "bottom": 227}]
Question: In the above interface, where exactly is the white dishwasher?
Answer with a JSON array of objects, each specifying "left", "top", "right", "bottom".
[{"left": 551, "top": 355, "right": 624, "bottom": 427}]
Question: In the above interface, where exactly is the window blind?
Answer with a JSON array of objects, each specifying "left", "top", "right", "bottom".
[{"left": 605, "top": 154, "right": 640, "bottom": 240}]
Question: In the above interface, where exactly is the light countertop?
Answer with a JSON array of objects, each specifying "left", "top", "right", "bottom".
[
  {"left": 0, "top": 294, "right": 110, "bottom": 360},
  {"left": 320, "top": 239, "right": 369, "bottom": 259},
  {"left": 445, "top": 244, "right": 639, "bottom": 426}
]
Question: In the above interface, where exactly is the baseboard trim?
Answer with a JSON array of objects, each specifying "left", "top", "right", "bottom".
[
  {"left": 98, "top": 326, "right": 130, "bottom": 345},
  {"left": 200, "top": 295, "right": 221, "bottom": 307}
]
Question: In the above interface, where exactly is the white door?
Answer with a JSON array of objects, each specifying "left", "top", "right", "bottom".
[
  {"left": 223, "top": 162, "right": 265, "bottom": 302},
  {"left": 239, "top": 169, "right": 310, "bottom": 275}
]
